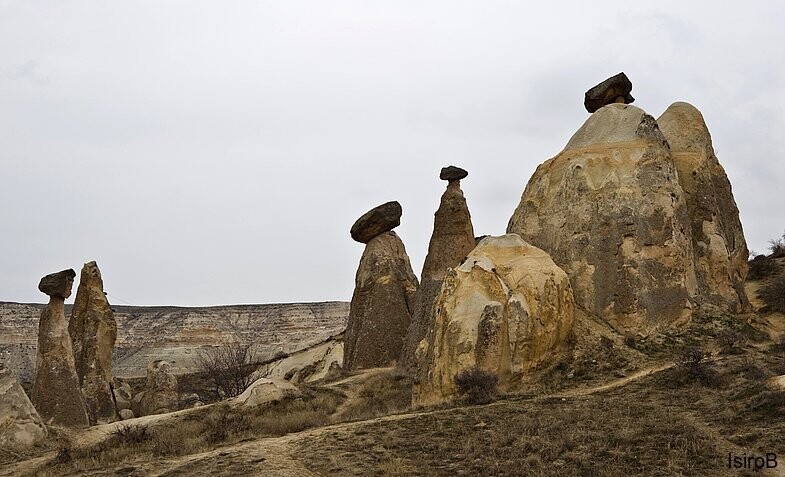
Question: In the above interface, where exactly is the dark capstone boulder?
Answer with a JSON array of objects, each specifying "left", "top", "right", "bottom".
[
  {"left": 350, "top": 201, "right": 403, "bottom": 244},
  {"left": 38, "top": 269, "right": 76, "bottom": 299},
  {"left": 439, "top": 165, "right": 468, "bottom": 181},
  {"left": 584, "top": 72, "right": 634, "bottom": 113}
]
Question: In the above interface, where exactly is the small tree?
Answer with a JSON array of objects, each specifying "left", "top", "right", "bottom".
[
  {"left": 195, "top": 342, "right": 257, "bottom": 399},
  {"left": 453, "top": 367, "right": 499, "bottom": 405}
]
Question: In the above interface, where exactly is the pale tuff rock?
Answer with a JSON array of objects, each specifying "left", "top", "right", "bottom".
[
  {"left": 254, "top": 339, "right": 343, "bottom": 384},
  {"left": 657, "top": 102, "right": 750, "bottom": 312},
  {"left": 139, "top": 360, "right": 178, "bottom": 416},
  {"left": 350, "top": 201, "right": 403, "bottom": 244},
  {"left": 112, "top": 377, "right": 133, "bottom": 411},
  {"left": 402, "top": 166, "right": 475, "bottom": 368},
  {"left": 413, "top": 235, "right": 575, "bottom": 405},
  {"left": 508, "top": 104, "right": 695, "bottom": 333},
  {"left": 344, "top": 231, "right": 418, "bottom": 369},
  {"left": 0, "top": 366, "right": 47, "bottom": 449},
  {"left": 69, "top": 261, "right": 118, "bottom": 425},
  {"left": 584, "top": 72, "right": 635, "bottom": 113},
  {"left": 31, "top": 269, "right": 90, "bottom": 427},
  {"left": 232, "top": 377, "right": 300, "bottom": 408}
]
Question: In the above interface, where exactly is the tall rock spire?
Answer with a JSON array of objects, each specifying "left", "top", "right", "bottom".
[
  {"left": 344, "top": 201, "right": 418, "bottom": 369},
  {"left": 402, "top": 166, "right": 475, "bottom": 369},
  {"left": 69, "top": 261, "right": 118, "bottom": 425},
  {"left": 31, "top": 269, "right": 90, "bottom": 427}
]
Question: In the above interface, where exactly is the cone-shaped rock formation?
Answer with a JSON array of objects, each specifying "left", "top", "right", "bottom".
[
  {"left": 414, "top": 235, "right": 575, "bottom": 405},
  {"left": 31, "top": 269, "right": 90, "bottom": 427},
  {"left": 345, "top": 202, "right": 418, "bottom": 369},
  {"left": 402, "top": 166, "right": 475, "bottom": 368},
  {"left": 508, "top": 104, "right": 696, "bottom": 333},
  {"left": 657, "top": 102, "right": 750, "bottom": 312},
  {"left": 69, "top": 261, "right": 118, "bottom": 425}
]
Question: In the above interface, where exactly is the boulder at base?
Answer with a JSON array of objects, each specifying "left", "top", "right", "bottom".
[
  {"left": 507, "top": 104, "right": 695, "bottom": 333},
  {"left": 657, "top": 102, "right": 750, "bottom": 312},
  {"left": 0, "top": 367, "right": 47, "bottom": 449},
  {"left": 232, "top": 378, "right": 301, "bottom": 408},
  {"left": 413, "top": 235, "right": 575, "bottom": 405},
  {"left": 138, "top": 360, "right": 178, "bottom": 416}
]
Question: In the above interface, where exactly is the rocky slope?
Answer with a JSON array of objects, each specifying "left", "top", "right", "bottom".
[{"left": 0, "top": 301, "right": 348, "bottom": 382}]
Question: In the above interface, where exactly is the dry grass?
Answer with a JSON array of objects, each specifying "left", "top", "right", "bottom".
[
  {"left": 39, "top": 386, "right": 344, "bottom": 475},
  {"left": 300, "top": 349, "right": 782, "bottom": 477},
  {"left": 334, "top": 368, "right": 412, "bottom": 422}
]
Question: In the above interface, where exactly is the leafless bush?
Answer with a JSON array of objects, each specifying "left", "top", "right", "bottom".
[
  {"left": 748, "top": 256, "right": 779, "bottom": 280},
  {"left": 769, "top": 232, "right": 785, "bottom": 258},
  {"left": 454, "top": 368, "right": 499, "bottom": 405},
  {"left": 673, "top": 348, "right": 724, "bottom": 387},
  {"left": 717, "top": 330, "right": 746, "bottom": 355},
  {"left": 195, "top": 342, "right": 257, "bottom": 399}
]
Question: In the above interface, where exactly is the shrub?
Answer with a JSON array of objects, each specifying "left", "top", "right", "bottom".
[
  {"left": 673, "top": 348, "right": 724, "bottom": 387},
  {"left": 453, "top": 368, "right": 499, "bottom": 405},
  {"left": 195, "top": 342, "right": 258, "bottom": 398},
  {"left": 758, "top": 273, "right": 785, "bottom": 314},
  {"left": 111, "top": 424, "right": 150, "bottom": 445},
  {"left": 717, "top": 330, "right": 746, "bottom": 355},
  {"left": 748, "top": 256, "right": 779, "bottom": 280},
  {"left": 769, "top": 233, "right": 785, "bottom": 258}
]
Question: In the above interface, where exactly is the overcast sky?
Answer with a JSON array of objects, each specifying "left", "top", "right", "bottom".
[{"left": 1, "top": 1, "right": 784, "bottom": 306}]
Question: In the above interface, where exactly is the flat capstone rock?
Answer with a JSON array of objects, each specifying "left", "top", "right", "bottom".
[
  {"left": 439, "top": 166, "right": 468, "bottom": 181},
  {"left": 350, "top": 201, "right": 403, "bottom": 244},
  {"left": 584, "top": 72, "right": 635, "bottom": 113}
]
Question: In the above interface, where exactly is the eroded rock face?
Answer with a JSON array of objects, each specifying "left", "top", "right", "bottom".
[
  {"left": 31, "top": 270, "right": 90, "bottom": 427},
  {"left": 139, "top": 360, "right": 178, "bottom": 416},
  {"left": 402, "top": 169, "right": 475, "bottom": 368},
  {"left": 584, "top": 72, "right": 635, "bottom": 113},
  {"left": 350, "top": 201, "right": 403, "bottom": 244},
  {"left": 0, "top": 367, "right": 47, "bottom": 449},
  {"left": 344, "top": 231, "right": 418, "bottom": 369},
  {"left": 69, "top": 261, "right": 118, "bottom": 425},
  {"left": 508, "top": 104, "right": 696, "bottom": 333},
  {"left": 413, "top": 235, "right": 575, "bottom": 405},
  {"left": 657, "top": 102, "right": 750, "bottom": 312}
]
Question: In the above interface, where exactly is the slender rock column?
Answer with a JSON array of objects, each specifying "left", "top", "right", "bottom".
[{"left": 31, "top": 269, "right": 89, "bottom": 427}]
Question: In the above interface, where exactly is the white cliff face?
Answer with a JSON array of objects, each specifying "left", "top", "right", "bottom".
[
  {"left": 414, "top": 235, "right": 575, "bottom": 405},
  {"left": 0, "top": 301, "right": 349, "bottom": 380}
]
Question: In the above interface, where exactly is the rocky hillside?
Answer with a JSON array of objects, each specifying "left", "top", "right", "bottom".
[{"left": 0, "top": 301, "right": 348, "bottom": 382}]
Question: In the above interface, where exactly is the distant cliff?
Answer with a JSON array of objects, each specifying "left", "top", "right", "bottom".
[{"left": 0, "top": 301, "right": 349, "bottom": 382}]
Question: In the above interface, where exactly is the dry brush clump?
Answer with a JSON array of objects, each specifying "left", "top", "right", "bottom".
[
  {"left": 671, "top": 348, "right": 725, "bottom": 387},
  {"left": 453, "top": 368, "right": 499, "bottom": 405},
  {"left": 758, "top": 272, "right": 785, "bottom": 314}
]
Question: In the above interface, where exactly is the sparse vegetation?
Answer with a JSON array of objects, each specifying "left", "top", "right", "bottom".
[
  {"left": 454, "top": 368, "right": 499, "bottom": 405},
  {"left": 768, "top": 231, "right": 785, "bottom": 258},
  {"left": 672, "top": 348, "right": 724, "bottom": 387},
  {"left": 335, "top": 369, "right": 412, "bottom": 421},
  {"left": 747, "top": 255, "right": 778, "bottom": 280},
  {"left": 195, "top": 342, "right": 258, "bottom": 399},
  {"left": 717, "top": 329, "right": 746, "bottom": 354},
  {"left": 758, "top": 272, "right": 785, "bottom": 313}
]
